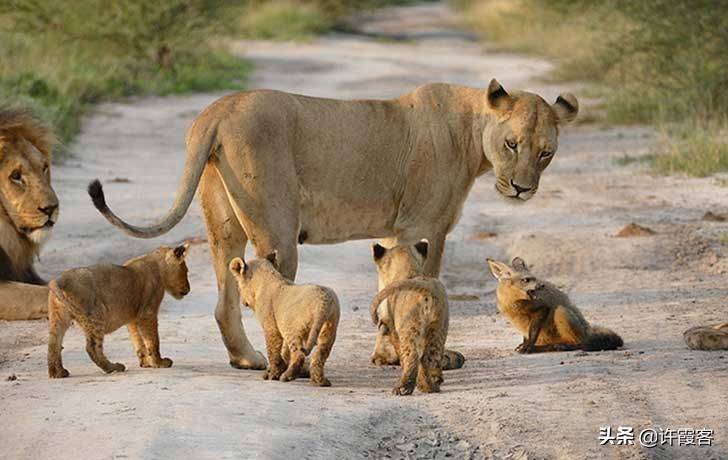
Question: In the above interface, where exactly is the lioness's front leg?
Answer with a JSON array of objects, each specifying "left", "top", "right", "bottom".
[{"left": 200, "top": 167, "right": 267, "bottom": 370}]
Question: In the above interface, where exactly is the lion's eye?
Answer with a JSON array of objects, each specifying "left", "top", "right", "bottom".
[
  {"left": 505, "top": 139, "right": 518, "bottom": 150},
  {"left": 10, "top": 170, "right": 22, "bottom": 183},
  {"left": 539, "top": 151, "right": 553, "bottom": 160}
]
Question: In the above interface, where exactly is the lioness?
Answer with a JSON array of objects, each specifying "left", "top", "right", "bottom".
[
  {"left": 370, "top": 242, "right": 449, "bottom": 395},
  {"left": 229, "top": 253, "right": 339, "bottom": 386},
  {"left": 88, "top": 79, "right": 578, "bottom": 369},
  {"left": 47, "top": 244, "right": 190, "bottom": 378},
  {"left": 0, "top": 109, "right": 59, "bottom": 321}
]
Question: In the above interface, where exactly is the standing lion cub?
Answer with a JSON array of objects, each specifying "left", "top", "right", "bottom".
[
  {"left": 229, "top": 253, "right": 340, "bottom": 386},
  {"left": 47, "top": 244, "right": 191, "bottom": 378},
  {"left": 370, "top": 242, "right": 450, "bottom": 395}
]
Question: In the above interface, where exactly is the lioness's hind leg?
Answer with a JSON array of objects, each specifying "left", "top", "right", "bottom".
[
  {"left": 84, "top": 334, "right": 125, "bottom": 374},
  {"left": 47, "top": 294, "right": 72, "bottom": 378},
  {"left": 200, "top": 167, "right": 267, "bottom": 371},
  {"left": 310, "top": 320, "right": 337, "bottom": 387}
]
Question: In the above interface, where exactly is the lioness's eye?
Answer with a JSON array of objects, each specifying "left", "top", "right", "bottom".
[
  {"left": 10, "top": 170, "right": 21, "bottom": 183},
  {"left": 539, "top": 151, "right": 553, "bottom": 160},
  {"left": 505, "top": 139, "right": 518, "bottom": 150}
]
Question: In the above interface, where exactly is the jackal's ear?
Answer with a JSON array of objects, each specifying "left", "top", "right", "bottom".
[
  {"left": 372, "top": 243, "right": 387, "bottom": 261},
  {"left": 265, "top": 251, "right": 279, "bottom": 269},
  {"left": 229, "top": 257, "right": 247, "bottom": 275},
  {"left": 414, "top": 240, "right": 429, "bottom": 260},
  {"left": 487, "top": 258, "right": 513, "bottom": 280},
  {"left": 511, "top": 257, "right": 527, "bottom": 272}
]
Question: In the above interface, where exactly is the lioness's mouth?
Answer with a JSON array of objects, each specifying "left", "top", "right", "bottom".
[{"left": 20, "top": 220, "right": 55, "bottom": 234}]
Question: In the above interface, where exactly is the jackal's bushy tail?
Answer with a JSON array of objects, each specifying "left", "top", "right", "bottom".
[{"left": 583, "top": 326, "right": 623, "bottom": 351}]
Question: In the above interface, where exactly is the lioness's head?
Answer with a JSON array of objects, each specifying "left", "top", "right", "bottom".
[
  {"left": 482, "top": 79, "right": 578, "bottom": 202},
  {"left": 158, "top": 244, "right": 191, "bottom": 299},
  {"left": 371, "top": 241, "right": 428, "bottom": 285},
  {"left": 0, "top": 109, "right": 59, "bottom": 246}
]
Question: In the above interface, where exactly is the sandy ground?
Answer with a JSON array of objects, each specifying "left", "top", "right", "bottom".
[{"left": 2, "top": 3, "right": 727, "bottom": 459}]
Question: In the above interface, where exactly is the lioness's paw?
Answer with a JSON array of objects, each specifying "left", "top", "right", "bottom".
[
  {"left": 48, "top": 367, "right": 70, "bottom": 379},
  {"left": 230, "top": 351, "right": 267, "bottom": 370}
]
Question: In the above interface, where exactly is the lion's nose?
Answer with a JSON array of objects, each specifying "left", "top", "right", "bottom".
[
  {"left": 510, "top": 180, "right": 532, "bottom": 195},
  {"left": 39, "top": 204, "right": 58, "bottom": 217}
]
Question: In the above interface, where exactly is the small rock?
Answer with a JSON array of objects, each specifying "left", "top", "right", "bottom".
[
  {"left": 456, "top": 440, "right": 471, "bottom": 451},
  {"left": 109, "top": 177, "right": 131, "bottom": 183},
  {"left": 702, "top": 211, "right": 726, "bottom": 222},
  {"left": 615, "top": 223, "right": 656, "bottom": 237}
]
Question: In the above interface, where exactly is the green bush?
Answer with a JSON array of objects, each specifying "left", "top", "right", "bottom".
[
  {"left": 0, "top": 0, "right": 250, "bottom": 146},
  {"left": 240, "top": 2, "right": 331, "bottom": 41}
]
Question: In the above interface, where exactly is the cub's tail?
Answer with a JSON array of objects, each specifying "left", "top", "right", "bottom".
[
  {"left": 583, "top": 326, "right": 623, "bottom": 351},
  {"left": 303, "top": 312, "right": 328, "bottom": 356},
  {"left": 369, "top": 278, "right": 436, "bottom": 326}
]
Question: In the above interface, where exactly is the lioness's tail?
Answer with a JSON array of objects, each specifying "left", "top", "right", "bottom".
[
  {"left": 369, "top": 279, "right": 436, "bottom": 326},
  {"left": 583, "top": 326, "right": 623, "bottom": 351},
  {"left": 88, "top": 118, "right": 218, "bottom": 238}
]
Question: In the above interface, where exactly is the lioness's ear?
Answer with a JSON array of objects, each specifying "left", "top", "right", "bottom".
[
  {"left": 414, "top": 241, "right": 429, "bottom": 260},
  {"left": 229, "top": 257, "right": 247, "bottom": 275},
  {"left": 552, "top": 92, "right": 579, "bottom": 124},
  {"left": 372, "top": 243, "right": 387, "bottom": 261},
  {"left": 487, "top": 258, "right": 513, "bottom": 281},
  {"left": 486, "top": 78, "right": 512, "bottom": 112},
  {"left": 511, "top": 257, "right": 527, "bottom": 271},
  {"left": 173, "top": 245, "right": 187, "bottom": 259},
  {"left": 265, "top": 251, "right": 278, "bottom": 268}
]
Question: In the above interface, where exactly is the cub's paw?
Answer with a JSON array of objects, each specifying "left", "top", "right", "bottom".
[
  {"left": 263, "top": 368, "right": 282, "bottom": 381},
  {"left": 105, "top": 363, "right": 126, "bottom": 374},
  {"left": 49, "top": 367, "right": 70, "bottom": 379},
  {"left": 515, "top": 343, "right": 533, "bottom": 354},
  {"left": 417, "top": 381, "right": 441, "bottom": 394},
  {"left": 311, "top": 377, "right": 331, "bottom": 387},
  {"left": 371, "top": 355, "right": 399, "bottom": 366},
  {"left": 392, "top": 383, "right": 415, "bottom": 396},
  {"left": 279, "top": 370, "right": 298, "bottom": 382}
]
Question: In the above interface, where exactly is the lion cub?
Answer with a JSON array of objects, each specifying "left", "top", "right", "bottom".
[
  {"left": 487, "top": 257, "right": 622, "bottom": 353},
  {"left": 47, "top": 244, "right": 190, "bottom": 378},
  {"left": 370, "top": 242, "right": 449, "bottom": 395},
  {"left": 228, "top": 253, "right": 339, "bottom": 386}
]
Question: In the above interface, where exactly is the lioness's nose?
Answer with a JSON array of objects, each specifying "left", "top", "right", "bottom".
[
  {"left": 510, "top": 180, "right": 532, "bottom": 195},
  {"left": 39, "top": 204, "right": 58, "bottom": 217}
]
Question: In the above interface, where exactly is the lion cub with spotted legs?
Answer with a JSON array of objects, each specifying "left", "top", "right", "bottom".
[
  {"left": 487, "top": 257, "right": 622, "bottom": 353},
  {"left": 47, "top": 245, "right": 190, "bottom": 378},
  {"left": 229, "top": 253, "right": 340, "bottom": 386},
  {"left": 370, "top": 242, "right": 449, "bottom": 395}
]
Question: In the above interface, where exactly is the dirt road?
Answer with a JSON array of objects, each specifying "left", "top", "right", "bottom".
[{"left": 2, "top": 3, "right": 726, "bottom": 459}]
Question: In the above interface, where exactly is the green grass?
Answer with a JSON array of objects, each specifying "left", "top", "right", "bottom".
[
  {"left": 651, "top": 123, "right": 728, "bottom": 177},
  {"left": 240, "top": 2, "right": 332, "bottom": 41}
]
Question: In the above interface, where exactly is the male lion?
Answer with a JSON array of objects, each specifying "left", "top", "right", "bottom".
[
  {"left": 88, "top": 79, "right": 578, "bottom": 369},
  {"left": 0, "top": 109, "right": 59, "bottom": 321}
]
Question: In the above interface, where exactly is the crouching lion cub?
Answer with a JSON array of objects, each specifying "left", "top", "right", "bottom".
[
  {"left": 229, "top": 253, "right": 339, "bottom": 386},
  {"left": 370, "top": 242, "right": 449, "bottom": 395},
  {"left": 47, "top": 244, "right": 190, "bottom": 378}
]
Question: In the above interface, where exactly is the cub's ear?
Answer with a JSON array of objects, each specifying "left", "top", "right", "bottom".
[
  {"left": 229, "top": 257, "right": 247, "bottom": 275},
  {"left": 486, "top": 78, "right": 512, "bottom": 112},
  {"left": 511, "top": 257, "right": 528, "bottom": 272},
  {"left": 414, "top": 240, "right": 429, "bottom": 259},
  {"left": 265, "top": 251, "right": 278, "bottom": 268},
  {"left": 173, "top": 244, "right": 188, "bottom": 259},
  {"left": 552, "top": 92, "right": 579, "bottom": 124},
  {"left": 372, "top": 243, "right": 387, "bottom": 261},
  {"left": 487, "top": 258, "right": 513, "bottom": 281}
]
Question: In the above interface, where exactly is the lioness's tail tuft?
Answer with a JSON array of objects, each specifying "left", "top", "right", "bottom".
[
  {"left": 87, "top": 179, "right": 108, "bottom": 212},
  {"left": 583, "top": 326, "right": 623, "bottom": 351}
]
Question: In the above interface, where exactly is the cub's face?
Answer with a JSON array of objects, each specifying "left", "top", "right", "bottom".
[
  {"left": 481, "top": 79, "right": 578, "bottom": 202},
  {"left": 161, "top": 245, "right": 191, "bottom": 300},
  {"left": 371, "top": 241, "right": 428, "bottom": 285}
]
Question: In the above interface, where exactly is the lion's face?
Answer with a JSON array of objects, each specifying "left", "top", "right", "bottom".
[
  {"left": 0, "top": 135, "right": 59, "bottom": 245},
  {"left": 481, "top": 80, "right": 578, "bottom": 202}
]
